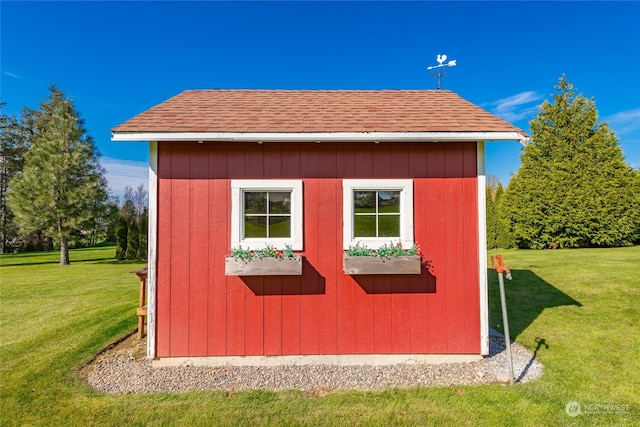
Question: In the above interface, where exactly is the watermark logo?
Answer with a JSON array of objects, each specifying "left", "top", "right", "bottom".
[
  {"left": 566, "top": 401, "right": 631, "bottom": 417},
  {"left": 566, "top": 401, "right": 581, "bottom": 417}
]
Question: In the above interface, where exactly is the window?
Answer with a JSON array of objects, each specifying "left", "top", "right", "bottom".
[
  {"left": 231, "top": 180, "right": 303, "bottom": 250},
  {"left": 342, "top": 179, "right": 413, "bottom": 250}
]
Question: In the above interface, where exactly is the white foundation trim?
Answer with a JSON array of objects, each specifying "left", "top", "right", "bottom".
[
  {"left": 152, "top": 353, "right": 483, "bottom": 368},
  {"left": 112, "top": 131, "right": 528, "bottom": 145},
  {"left": 477, "top": 141, "right": 489, "bottom": 356},
  {"left": 147, "top": 141, "right": 158, "bottom": 358}
]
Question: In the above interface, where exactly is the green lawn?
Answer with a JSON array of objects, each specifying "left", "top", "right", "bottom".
[{"left": 1, "top": 245, "right": 638, "bottom": 425}]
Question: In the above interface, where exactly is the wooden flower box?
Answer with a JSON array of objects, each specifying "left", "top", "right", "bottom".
[
  {"left": 343, "top": 254, "right": 421, "bottom": 275},
  {"left": 225, "top": 255, "right": 303, "bottom": 276}
]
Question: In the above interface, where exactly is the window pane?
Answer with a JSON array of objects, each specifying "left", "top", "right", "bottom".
[
  {"left": 268, "top": 216, "right": 291, "bottom": 237},
  {"left": 378, "top": 215, "right": 400, "bottom": 237},
  {"left": 378, "top": 191, "right": 400, "bottom": 213},
  {"left": 244, "top": 216, "right": 267, "bottom": 238},
  {"left": 269, "top": 192, "right": 291, "bottom": 214},
  {"left": 244, "top": 192, "right": 267, "bottom": 215},
  {"left": 354, "top": 215, "right": 376, "bottom": 237},
  {"left": 354, "top": 191, "right": 376, "bottom": 213}
]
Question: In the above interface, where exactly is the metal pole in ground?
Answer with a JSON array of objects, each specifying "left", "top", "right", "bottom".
[{"left": 492, "top": 254, "right": 515, "bottom": 384}]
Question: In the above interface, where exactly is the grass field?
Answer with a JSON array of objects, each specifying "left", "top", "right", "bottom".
[{"left": 1, "top": 245, "right": 638, "bottom": 425}]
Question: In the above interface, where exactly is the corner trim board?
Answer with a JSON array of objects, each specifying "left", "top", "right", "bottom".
[
  {"left": 477, "top": 141, "right": 489, "bottom": 356},
  {"left": 147, "top": 141, "right": 158, "bottom": 358}
]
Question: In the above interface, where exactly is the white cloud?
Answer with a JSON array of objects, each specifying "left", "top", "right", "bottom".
[
  {"left": 604, "top": 108, "right": 640, "bottom": 136},
  {"left": 2, "top": 71, "right": 19, "bottom": 79},
  {"left": 100, "top": 157, "right": 148, "bottom": 198},
  {"left": 487, "top": 91, "right": 544, "bottom": 123}
]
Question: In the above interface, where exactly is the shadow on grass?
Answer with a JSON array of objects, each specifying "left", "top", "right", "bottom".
[
  {"left": 0, "top": 244, "right": 144, "bottom": 267},
  {"left": 95, "top": 259, "right": 147, "bottom": 265},
  {"left": 517, "top": 337, "right": 548, "bottom": 382},
  {"left": 0, "top": 257, "right": 123, "bottom": 267},
  {"left": 488, "top": 268, "right": 582, "bottom": 340}
]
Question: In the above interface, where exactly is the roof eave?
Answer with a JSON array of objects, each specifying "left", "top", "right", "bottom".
[{"left": 111, "top": 131, "right": 529, "bottom": 145}]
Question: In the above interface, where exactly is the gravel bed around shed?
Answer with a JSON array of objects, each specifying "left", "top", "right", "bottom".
[{"left": 79, "top": 330, "right": 543, "bottom": 394}]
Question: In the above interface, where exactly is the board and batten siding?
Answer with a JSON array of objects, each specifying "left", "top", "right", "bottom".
[{"left": 155, "top": 141, "right": 480, "bottom": 357}]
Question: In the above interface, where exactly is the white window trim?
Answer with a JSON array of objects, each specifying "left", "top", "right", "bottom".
[
  {"left": 342, "top": 179, "right": 414, "bottom": 250},
  {"left": 231, "top": 180, "right": 303, "bottom": 251}
]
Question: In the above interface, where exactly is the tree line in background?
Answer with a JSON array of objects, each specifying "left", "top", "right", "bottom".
[
  {"left": 487, "top": 76, "right": 640, "bottom": 249},
  {"left": 114, "top": 186, "right": 148, "bottom": 261},
  {"left": 2, "top": 78, "right": 639, "bottom": 263},
  {"left": 1, "top": 85, "right": 148, "bottom": 264}
]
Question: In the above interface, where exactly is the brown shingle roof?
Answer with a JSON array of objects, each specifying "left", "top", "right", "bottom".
[{"left": 112, "top": 89, "right": 526, "bottom": 135}]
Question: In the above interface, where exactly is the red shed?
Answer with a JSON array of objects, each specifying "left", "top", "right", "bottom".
[{"left": 112, "top": 90, "right": 526, "bottom": 365}]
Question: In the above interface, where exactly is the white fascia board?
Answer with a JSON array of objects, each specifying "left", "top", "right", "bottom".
[{"left": 112, "top": 131, "right": 528, "bottom": 144}]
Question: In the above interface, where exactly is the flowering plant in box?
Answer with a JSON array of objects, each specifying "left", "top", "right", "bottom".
[
  {"left": 346, "top": 241, "right": 420, "bottom": 257},
  {"left": 343, "top": 242, "right": 423, "bottom": 275},
  {"left": 229, "top": 244, "right": 296, "bottom": 260}
]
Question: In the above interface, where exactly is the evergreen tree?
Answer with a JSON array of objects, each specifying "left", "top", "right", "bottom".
[
  {"left": 115, "top": 215, "right": 128, "bottom": 259},
  {"left": 504, "top": 76, "right": 639, "bottom": 248},
  {"left": 137, "top": 213, "right": 148, "bottom": 260},
  {"left": 6, "top": 86, "right": 108, "bottom": 264},
  {"left": 494, "top": 183, "right": 514, "bottom": 249},
  {"left": 0, "top": 104, "right": 29, "bottom": 252},
  {"left": 126, "top": 219, "right": 139, "bottom": 260},
  {"left": 485, "top": 186, "right": 498, "bottom": 249},
  {"left": 635, "top": 168, "right": 640, "bottom": 244},
  {"left": 102, "top": 197, "right": 121, "bottom": 243},
  {"left": 486, "top": 181, "right": 514, "bottom": 249}
]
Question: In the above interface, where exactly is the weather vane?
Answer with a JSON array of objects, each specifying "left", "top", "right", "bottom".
[{"left": 427, "top": 54, "right": 457, "bottom": 90}]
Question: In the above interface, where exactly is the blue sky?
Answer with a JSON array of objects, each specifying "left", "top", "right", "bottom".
[{"left": 2, "top": 1, "right": 639, "bottom": 197}]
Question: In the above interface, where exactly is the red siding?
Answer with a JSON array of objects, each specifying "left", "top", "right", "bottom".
[
  {"left": 188, "top": 148, "right": 208, "bottom": 356},
  {"left": 169, "top": 145, "right": 190, "bottom": 356},
  {"left": 409, "top": 149, "right": 430, "bottom": 353},
  {"left": 207, "top": 143, "right": 227, "bottom": 355},
  {"left": 155, "top": 141, "right": 480, "bottom": 357}
]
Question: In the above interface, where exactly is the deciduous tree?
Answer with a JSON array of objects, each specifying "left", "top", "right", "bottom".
[
  {"left": 133, "top": 183, "right": 148, "bottom": 222},
  {"left": 120, "top": 199, "right": 136, "bottom": 223}
]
